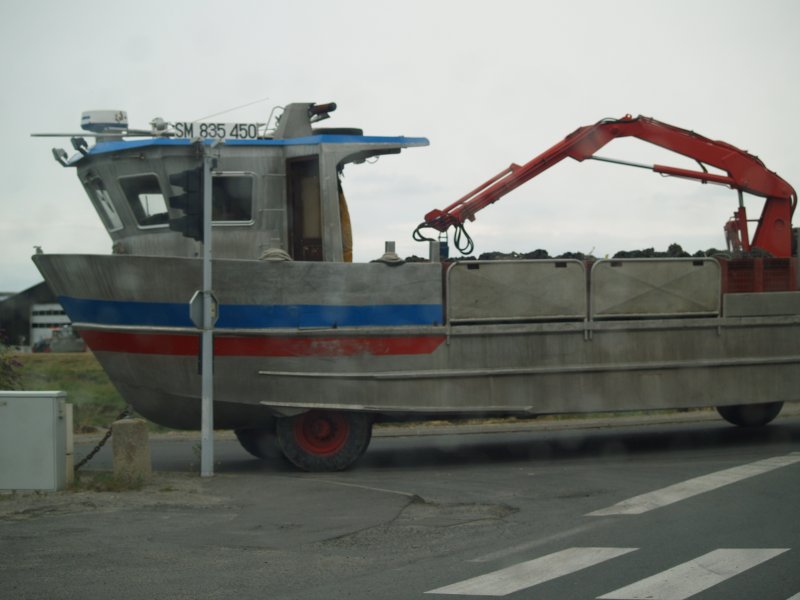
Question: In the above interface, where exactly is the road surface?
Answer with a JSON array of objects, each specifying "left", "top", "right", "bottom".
[{"left": 2, "top": 411, "right": 799, "bottom": 599}]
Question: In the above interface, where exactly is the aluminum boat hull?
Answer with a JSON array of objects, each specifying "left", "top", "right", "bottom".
[{"left": 33, "top": 254, "right": 800, "bottom": 430}]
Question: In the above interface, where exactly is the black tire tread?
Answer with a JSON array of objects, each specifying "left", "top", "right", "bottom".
[
  {"left": 234, "top": 423, "right": 280, "bottom": 459},
  {"left": 716, "top": 402, "right": 783, "bottom": 427}
]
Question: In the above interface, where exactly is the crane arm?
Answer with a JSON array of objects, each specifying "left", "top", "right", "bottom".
[{"left": 416, "top": 115, "right": 796, "bottom": 257}]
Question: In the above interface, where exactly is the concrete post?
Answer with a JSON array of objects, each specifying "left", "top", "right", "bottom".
[{"left": 112, "top": 418, "right": 151, "bottom": 484}]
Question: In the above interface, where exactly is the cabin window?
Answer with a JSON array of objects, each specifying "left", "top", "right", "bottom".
[
  {"left": 119, "top": 174, "right": 169, "bottom": 228},
  {"left": 85, "top": 175, "right": 123, "bottom": 232},
  {"left": 212, "top": 174, "right": 254, "bottom": 223}
]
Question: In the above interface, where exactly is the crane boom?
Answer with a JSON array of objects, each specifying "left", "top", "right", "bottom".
[{"left": 416, "top": 115, "right": 796, "bottom": 257}]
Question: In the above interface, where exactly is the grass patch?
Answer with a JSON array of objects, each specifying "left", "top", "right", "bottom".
[
  {"left": 12, "top": 352, "right": 127, "bottom": 430},
  {"left": 11, "top": 352, "right": 178, "bottom": 434}
]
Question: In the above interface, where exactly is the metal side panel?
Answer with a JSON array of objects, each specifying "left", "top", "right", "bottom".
[
  {"left": 591, "top": 258, "right": 721, "bottom": 319},
  {"left": 723, "top": 291, "right": 800, "bottom": 317},
  {"left": 447, "top": 260, "right": 586, "bottom": 322}
]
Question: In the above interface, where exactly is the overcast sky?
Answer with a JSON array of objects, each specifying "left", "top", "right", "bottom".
[{"left": 2, "top": 0, "right": 798, "bottom": 291}]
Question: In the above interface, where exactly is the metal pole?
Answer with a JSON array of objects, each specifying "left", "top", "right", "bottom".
[{"left": 200, "top": 147, "right": 215, "bottom": 477}]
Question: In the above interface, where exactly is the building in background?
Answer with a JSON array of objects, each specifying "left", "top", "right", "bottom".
[
  {"left": 0, "top": 282, "right": 83, "bottom": 351},
  {"left": 29, "top": 302, "right": 71, "bottom": 348}
]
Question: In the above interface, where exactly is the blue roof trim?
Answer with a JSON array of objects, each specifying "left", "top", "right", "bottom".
[{"left": 84, "top": 134, "right": 430, "bottom": 157}]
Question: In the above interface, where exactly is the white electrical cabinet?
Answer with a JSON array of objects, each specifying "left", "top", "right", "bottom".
[{"left": 0, "top": 391, "right": 70, "bottom": 491}]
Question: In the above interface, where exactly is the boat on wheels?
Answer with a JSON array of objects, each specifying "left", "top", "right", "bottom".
[{"left": 32, "top": 103, "right": 800, "bottom": 470}]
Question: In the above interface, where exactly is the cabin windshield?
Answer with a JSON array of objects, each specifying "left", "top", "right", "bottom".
[
  {"left": 119, "top": 174, "right": 169, "bottom": 228},
  {"left": 85, "top": 175, "right": 123, "bottom": 232}
]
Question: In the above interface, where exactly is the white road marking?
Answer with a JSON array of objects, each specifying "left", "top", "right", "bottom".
[
  {"left": 598, "top": 548, "right": 789, "bottom": 600},
  {"left": 426, "top": 547, "right": 637, "bottom": 596},
  {"left": 587, "top": 453, "right": 800, "bottom": 516},
  {"left": 785, "top": 594, "right": 800, "bottom": 600}
]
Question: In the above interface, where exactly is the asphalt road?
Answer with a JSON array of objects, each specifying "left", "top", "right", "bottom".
[{"left": 3, "top": 411, "right": 800, "bottom": 600}]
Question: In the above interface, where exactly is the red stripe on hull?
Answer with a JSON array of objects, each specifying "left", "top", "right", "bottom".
[{"left": 80, "top": 330, "right": 445, "bottom": 357}]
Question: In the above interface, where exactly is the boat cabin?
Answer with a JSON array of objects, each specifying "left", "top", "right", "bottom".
[{"left": 59, "top": 103, "right": 428, "bottom": 261}]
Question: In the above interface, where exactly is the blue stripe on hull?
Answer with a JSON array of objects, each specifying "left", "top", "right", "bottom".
[{"left": 58, "top": 296, "right": 443, "bottom": 328}]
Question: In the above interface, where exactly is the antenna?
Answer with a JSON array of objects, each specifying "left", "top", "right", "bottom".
[{"left": 190, "top": 95, "right": 271, "bottom": 122}]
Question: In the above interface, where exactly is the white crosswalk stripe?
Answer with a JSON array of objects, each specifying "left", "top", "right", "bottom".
[
  {"left": 587, "top": 453, "right": 800, "bottom": 516},
  {"left": 425, "top": 547, "right": 637, "bottom": 596},
  {"left": 598, "top": 548, "right": 789, "bottom": 599},
  {"left": 425, "top": 547, "right": 791, "bottom": 597}
]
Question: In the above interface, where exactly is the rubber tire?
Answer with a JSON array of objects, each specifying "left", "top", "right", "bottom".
[
  {"left": 234, "top": 424, "right": 281, "bottom": 460},
  {"left": 716, "top": 402, "right": 783, "bottom": 427},
  {"left": 276, "top": 410, "right": 373, "bottom": 472}
]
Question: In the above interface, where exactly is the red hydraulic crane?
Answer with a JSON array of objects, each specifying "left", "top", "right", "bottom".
[{"left": 415, "top": 115, "right": 796, "bottom": 257}]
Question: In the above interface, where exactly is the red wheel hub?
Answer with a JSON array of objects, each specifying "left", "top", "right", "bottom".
[{"left": 293, "top": 411, "right": 350, "bottom": 456}]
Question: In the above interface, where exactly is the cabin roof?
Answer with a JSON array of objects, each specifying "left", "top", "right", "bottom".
[{"left": 67, "top": 134, "right": 429, "bottom": 166}]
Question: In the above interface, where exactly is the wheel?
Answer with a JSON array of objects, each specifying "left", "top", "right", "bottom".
[
  {"left": 276, "top": 410, "right": 373, "bottom": 472},
  {"left": 716, "top": 402, "right": 783, "bottom": 427},
  {"left": 234, "top": 423, "right": 281, "bottom": 459}
]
